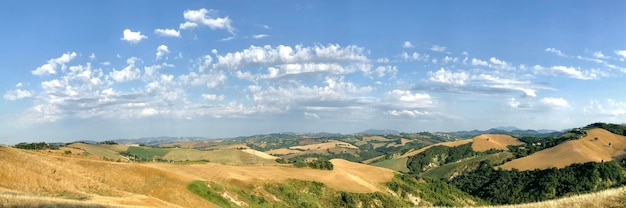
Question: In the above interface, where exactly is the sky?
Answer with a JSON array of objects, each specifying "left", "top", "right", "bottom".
[{"left": 1, "top": 1, "right": 626, "bottom": 142}]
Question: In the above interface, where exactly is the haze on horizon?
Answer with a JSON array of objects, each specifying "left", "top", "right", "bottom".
[{"left": 1, "top": 0, "right": 626, "bottom": 142}]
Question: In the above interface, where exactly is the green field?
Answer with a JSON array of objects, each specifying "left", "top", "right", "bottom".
[
  {"left": 127, "top": 146, "right": 171, "bottom": 160},
  {"left": 421, "top": 152, "right": 513, "bottom": 180},
  {"left": 370, "top": 157, "right": 409, "bottom": 172}
]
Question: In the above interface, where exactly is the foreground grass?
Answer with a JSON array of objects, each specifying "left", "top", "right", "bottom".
[{"left": 484, "top": 186, "right": 626, "bottom": 208}]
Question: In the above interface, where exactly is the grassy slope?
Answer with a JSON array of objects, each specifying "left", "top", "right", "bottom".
[
  {"left": 0, "top": 147, "right": 215, "bottom": 207},
  {"left": 421, "top": 152, "right": 513, "bottom": 180},
  {"left": 68, "top": 143, "right": 129, "bottom": 161},
  {"left": 162, "top": 148, "right": 277, "bottom": 165},
  {"left": 500, "top": 128, "right": 626, "bottom": 170},
  {"left": 370, "top": 157, "right": 409, "bottom": 172}
]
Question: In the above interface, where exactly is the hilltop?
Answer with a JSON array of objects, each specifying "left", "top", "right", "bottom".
[{"left": 500, "top": 128, "right": 626, "bottom": 170}]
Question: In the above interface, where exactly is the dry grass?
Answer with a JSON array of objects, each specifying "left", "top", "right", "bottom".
[
  {"left": 265, "top": 148, "right": 302, "bottom": 155},
  {"left": 471, "top": 134, "right": 523, "bottom": 152},
  {"left": 483, "top": 186, "right": 626, "bottom": 208},
  {"left": 67, "top": 143, "right": 129, "bottom": 161},
  {"left": 400, "top": 134, "right": 523, "bottom": 158},
  {"left": 146, "top": 158, "right": 394, "bottom": 193},
  {"left": 289, "top": 140, "right": 358, "bottom": 151},
  {"left": 162, "top": 148, "right": 277, "bottom": 165},
  {"left": 500, "top": 128, "right": 626, "bottom": 170},
  {"left": 0, "top": 147, "right": 215, "bottom": 207},
  {"left": 362, "top": 136, "right": 390, "bottom": 142}
]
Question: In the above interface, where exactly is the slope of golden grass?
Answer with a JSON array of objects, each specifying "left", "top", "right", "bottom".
[
  {"left": 0, "top": 147, "right": 215, "bottom": 207},
  {"left": 499, "top": 128, "right": 626, "bottom": 171},
  {"left": 400, "top": 139, "right": 473, "bottom": 158},
  {"left": 162, "top": 148, "right": 277, "bottom": 165},
  {"left": 146, "top": 158, "right": 394, "bottom": 193},
  {"left": 265, "top": 148, "right": 302, "bottom": 155},
  {"left": 486, "top": 186, "right": 626, "bottom": 208},
  {"left": 471, "top": 134, "right": 523, "bottom": 152},
  {"left": 400, "top": 134, "right": 522, "bottom": 158},
  {"left": 68, "top": 143, "right": 129, "bottom": 161}
]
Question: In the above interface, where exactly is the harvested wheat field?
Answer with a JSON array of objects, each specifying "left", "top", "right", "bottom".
[
  {"left": 0, "top": 147, "right": 216, "bottom": 208},
  {"left": 264, "top": 148, "right": 303, "bottom": 155},
  {"left": 289, "top": 140, "right": 358, "bottom": 151},
  {"left": 499, "top": 128, "right": 626, "bottom": 171},
  {"left": 146, "top": 158, "right": 394, "bottom": 193},
  {"left": 471, "top": 134, "right": 524, "bottom": 152}
]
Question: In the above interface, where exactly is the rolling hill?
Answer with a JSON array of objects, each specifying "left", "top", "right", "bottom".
[{"left": 499, "top": 128, "right": 626, "bottom": 170}]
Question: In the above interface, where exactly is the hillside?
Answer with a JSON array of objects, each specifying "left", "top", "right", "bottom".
[
  {"left": 499, "top": 128, "right": 626, "bottom": 170},
  {"left": 400, "top": 134, "right": 521, "bottom": 158}
]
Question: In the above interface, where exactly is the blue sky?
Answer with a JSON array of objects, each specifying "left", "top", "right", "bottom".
[{"left": 2, "top": 0, "right": 626, "bottom": 142}]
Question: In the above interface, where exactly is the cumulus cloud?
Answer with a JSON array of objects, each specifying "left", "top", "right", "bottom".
[
  {"left": 470, "top": 58, "right": 488, "bottom": 66},
  {"left": 402, "top": 41, "right": 414, "bottom": 48},
  {"left": 428, "top": 68, "right": 468, "bottom": 85},
  {"left": 4, "top": 89, "right": 32, "bottom": 101},
  {"left": 109, "top": 57, "right": 142, "bottom": 82},
  {"left": 430, "top": 45, "right": 446, "bottom": 52},
  {"left": 32, "top": 52, "right": 77, "bottom": 75},
  {"left": 614, "top": 50, "right": 626, "bottom": 59},
  {"left": 180, "top": 8, "right": 235, "bottom": 33},
  {"left": 156, "top": 45, "right": 170, "bottom": 60},
  {"left": 540, "top": 97, "right": 569, "bottom": 108},
  {"left": 121, "top": 29, "right": 147, "bottom": 44},
  {"left": 154, "top": 28, "right": 181, "bottom": 37}
]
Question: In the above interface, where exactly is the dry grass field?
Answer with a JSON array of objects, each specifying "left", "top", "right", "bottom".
[
  {"left": 162, "top": 148, "right": 277, "bottom": 165},
  {"left": 67, "top": 143, "right": 129, "bottom": 161},
  {"left": 0, "top": 147, "right": 215, "bottom": 207},
  {"left": 485, "top": 186, "right": 626, "bottom": 208},
  {"left": 146, "top": 158, "right": 394, "bottom": 193},
  {"left": 499, "top": 128, "right": 626, "bottom": 170},
  {"left": 400, "top": 134, "right": 523, "bottom": 158},
  {"left": 471, "top": 134, "right": 524, "bottom": 152}
]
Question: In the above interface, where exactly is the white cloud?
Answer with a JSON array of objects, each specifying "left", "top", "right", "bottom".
[
  {"left": 304, "top": 112, "right": 320, "bottom": 119},
  {"left": 442, "top": 56, "right": 458, "bottom": 64},
  {"left": 614, "top": 50, "right": 626, "bottom": 59},
  {"left": 533, "top": 65, "right": 598, "bottom": 80},
  {"left": 593, "top": 51, "right": 607, "bottom": 59},
  {"left": 385, "top": 109, "right": 428, "bottom": 118},
  {"left": 258, "top": 24, "right": 271, "bottom": 29},
  {"left": 121, "top": 29, "right": 147, "bottom": 44},
  {"left": 89, "top": 53, "right": 96, "bottom": 60},
  {"left": 16, "top": 82, "right": 23, "bottom": 87},
  {"left": 428, "top": 68, "right": 468, "bottom": 85},
  {"left": 154, "top": 28, "right": 181, "bottom": 37},
  {"left": 180, "top": 8, "right": 235, "bottom": 33},
  {"left": 541, "top": 97, "right": 569, "bottom": 108},
  {"left": 179, "top": 21, "right": 198, "bottom": 30},
  {"left": 202, "top": 94, "right": 225, "bottom": 101},
  {"left": 32, "top": 52, "right": 77, "bottom": 75},
  {"left": 470, "top": 58, "right": 488, "bottom": 66},
  {"left": 252, "top": 34, "right": 269, "bottom": 39},
  {"left": 220, "top": 36, "right": 236, "bottom": 41},
  {"left": 373, "top": 65, "right": 397, "bottom": 78},
  {"left": 402, "top": 41, "right": 414, "bottom": 48},
  {"left": 545, "top": 48, "right": 566, "bottom": 57},
  {"left": 156, "top": 45, "right": 170, "bottom": 60},
  {"left": 385, "top": 89, "right": 433, "bottom": 109},
  {"left": 430, "top": 45, "right": 446, "bottom": 52},
  {"left": 109, "top": 57, "right": 142, "bottom": 82},
  {"left": 212, "top": 44, "right": 370, "bottom": 77},
  {"left": 401, "top": 52, "right": 429, "bottom": 61},
  {"left": 4, "top": 89, "right": 32, "bottom": 101}
]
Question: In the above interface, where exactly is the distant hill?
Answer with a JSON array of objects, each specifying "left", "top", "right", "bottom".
[
  {"left": 359, "top": 129, "right": 399, "bottom": 135},
  {"left": 113, "top": 136, "right": 212, "bottom": 146},
  {"left": 445, "top": 128, "right": 560, "bottom": 138}
]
